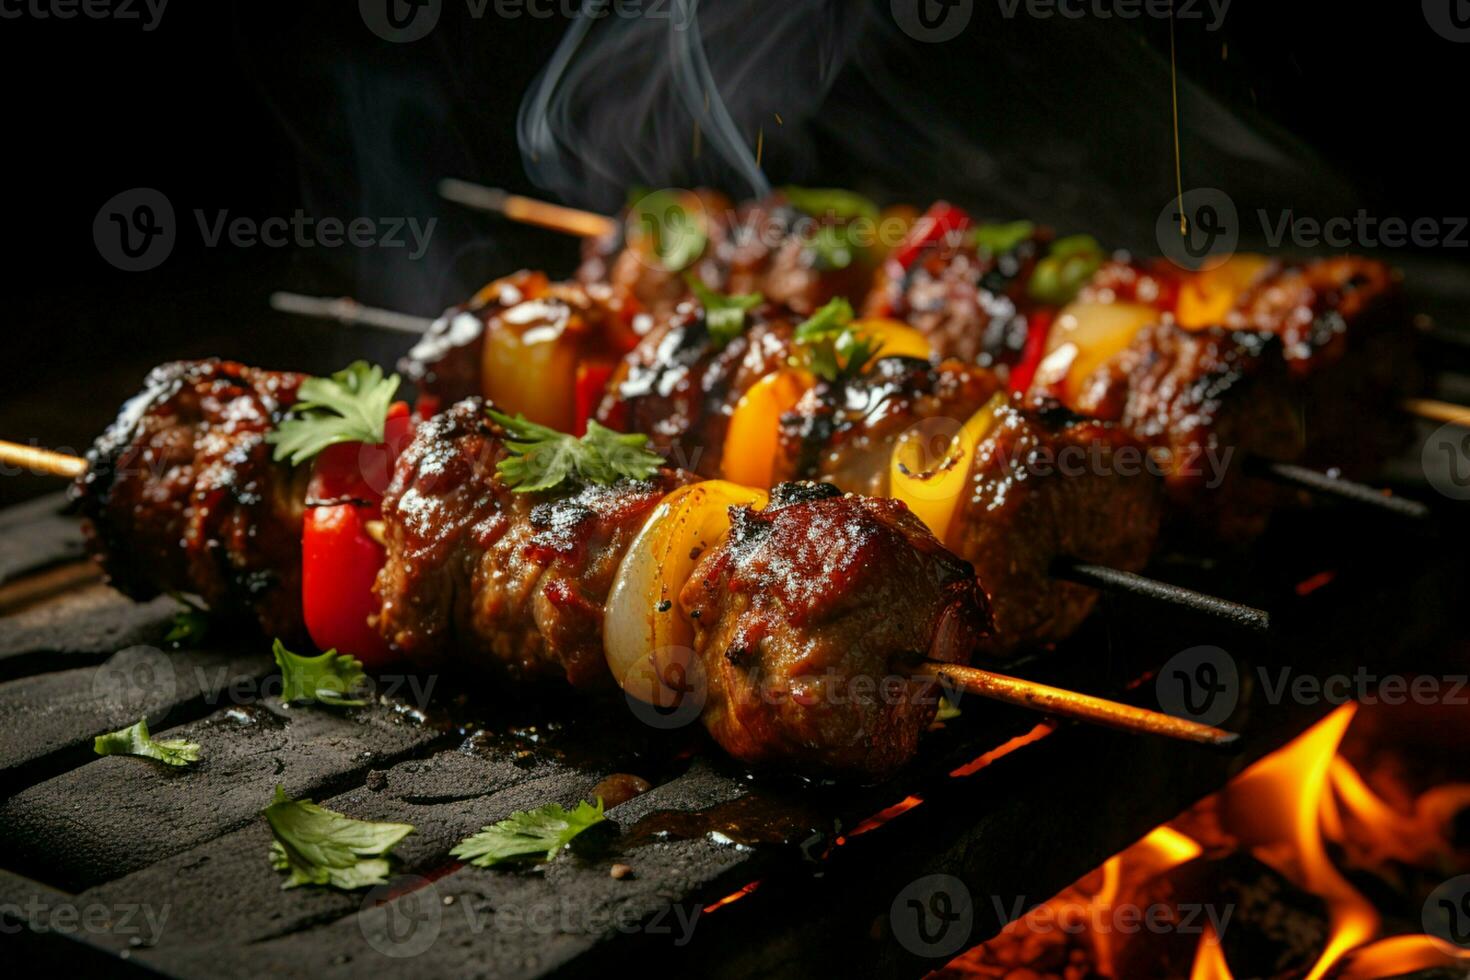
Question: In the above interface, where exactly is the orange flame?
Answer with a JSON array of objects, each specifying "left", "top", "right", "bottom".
[
  {"left": 1221, "top": 705, "right": 1377, "bottom": 980},
  {"left": 1188, "top": 923, "right": 1232, "bottom": 980},
  {"left": 1333, "top": 934, "right": 1470, "bottom": 980}
]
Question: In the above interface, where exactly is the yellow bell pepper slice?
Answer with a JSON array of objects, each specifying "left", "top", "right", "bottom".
[
  {"left": 889, "top": 393, "right": 1006, "bottom": 542},
  {"left": 1175, "top": 254, "right": 1272, "bottom": 329},
  {"left": 480, "top": 299, "right": 582, "bottom": 433},
  {"left": 849, "top": 318, "right": 935, "bottom": 363},
  {"left": 1031, "top": 302, "right": 1160, "bottom": 406},
  {"left": 722, "top": 370, "right": 814, "bottom": 488}
]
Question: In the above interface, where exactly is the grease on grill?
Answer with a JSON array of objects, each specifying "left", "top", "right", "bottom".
[{"left": 625, "top": 793, "right": 834, "bottom": 856}]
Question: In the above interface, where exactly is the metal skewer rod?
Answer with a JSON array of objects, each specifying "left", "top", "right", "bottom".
[
  {"left": 269, "top": 292, "right": 435, "bottom": 336},
  {"left": 1251, "top": 459, "right": 1431, "bottom": 520},
  {"left": 1054, "top": 557, "right": 1270, "bottom": 633}
]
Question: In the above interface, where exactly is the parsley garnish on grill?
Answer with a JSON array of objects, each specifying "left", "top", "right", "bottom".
[
  {"left": 264, "top": 785, "right": 414, "bottom": 890},
  {"left": 792, "top": 297, "right": 882, "bottom": 383},
  {"left": 266, "top": 361, "right": 400, "bottom": 466},
  {"left": 487, "top": 410, "right": 664, "bottom": 493},
  {"left": 450, "top": 799, "right": 606, "bottom": 869},
  {"left": 94, "top": 717, "right": 201, "bottom": 767},
  {"left": 685, "top": 274, "right": 762, "bottom": 348},
  {"left": 273, "top": 639, "right": 369, "bottom": 708}
]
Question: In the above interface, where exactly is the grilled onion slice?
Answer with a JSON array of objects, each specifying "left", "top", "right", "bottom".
[{"left": 605, "top": 481, "right": 769, "bottom": 706}]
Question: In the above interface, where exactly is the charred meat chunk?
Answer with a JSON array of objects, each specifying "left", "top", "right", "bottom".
[
  {"left": 68, "top": 359, "right": 309, "bottom": 640},
  {"left": 374, "top": 398, "right": 684, "bottom": 687},
  {"left": 683, "top": 489, "right": 989, "bottom": 780},
  {"left": 597, "top": 306, "right": 795, "bottom": 476}
]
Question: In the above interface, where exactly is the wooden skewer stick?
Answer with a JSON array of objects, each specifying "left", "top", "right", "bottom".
[
  {"left": 918, "top": 663, "right": 1238, "bottom": 747},
  {"left": 439, "top": 178, "right": 619, "bottom": 239},
  {"left": 0, "top": 440, "right": 86, "bottom": 479},
  {"left": 1403, "top": 397, "right": 1470, "bottom": 430},
  {"left": 270, "top": 292, "right": 434, "bottom": 336}
]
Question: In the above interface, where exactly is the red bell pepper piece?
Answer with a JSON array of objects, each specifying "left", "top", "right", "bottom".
[
  {"left": 306, "top": 402, "right": 414, "bottom": 506},
  {"left": 890, "top": 202, "right": 973, "bottom": 273},
  {"left": 1008, "top": 309, "right": 1055, "bottom": 396},
  {"left": 300, "top": 401, "right": 415, "bottom": 667},
  {"left": 302, "top": 503, "right": 394, "bottom": 667},
  {"left": 573, "top": 360, "right": 616, "bottom": 437}
]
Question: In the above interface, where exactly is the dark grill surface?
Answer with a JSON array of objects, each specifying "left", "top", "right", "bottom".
[{"left": 0, "top": 383, "right": 1464, "bottom": 978}]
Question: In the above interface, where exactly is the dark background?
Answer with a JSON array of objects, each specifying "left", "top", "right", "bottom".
[{"left": 1, "top": 0, "right": 1466, "bottom": 503}]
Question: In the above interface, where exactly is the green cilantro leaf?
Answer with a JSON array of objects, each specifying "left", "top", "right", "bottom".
[
  {"left": 973, "top": 220, "right": 1036, "bottom": 257},
  {"left": 488, "top": 410, "right": 663, "bottom": 493},
  {"left": 273, "top": 639, "right": 369, "bottom": 708},
  {"left": 792, "top": 298, "right": 882, "bottom": 383},
  {"left": 264, "top": 785, "right": 414, "bottom": 890},
  {"left": 164, "top": 600, "right": 209, "bottom": 648},
  {"left": 685, "top": 274, "right": 763, "bottom": 348},
  {"left": 781, "top": 186, "right": 880, "bottom": 222},
  {"left": 94, "top": 717, "right": 201, "bottom": 767},
  {"left": 266, "top": 361, "right": 400, "bottom": 467},
  {"left": 1029, "top": 234, "right": 1106, "bottom": 305},
  {"left": 450, "top": 799, "right": 606, "bottom": 869},
  {"left": 630, "top": 190, "right": 706, "bottom": 272}
]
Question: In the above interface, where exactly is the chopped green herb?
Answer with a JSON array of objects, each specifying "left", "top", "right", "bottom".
[
  {"left": 273, "top": 639, "right": 369, "bottom": 708},
  {"left": 450, "top": 799, "right": 606, "bottom": 869},
  {"left": 164, "top": 601, "right": 209, "bottom": 648},
  {"left": 805, "top": 222, "right": 866, "bottom": 271},
  {"left": 266, "top": 361, "right": 400, "bottom": 467},
  {"left": 630, "top": 190, "right": 706, "bottom": 272},
  {"left": 1029, "top": 234, "right": 1106, "bottom": 305},
  {"left": 265, "top": 785, "right": 414, "bottom": 890},
  {"left": 94, "top": 717, "right": 201, "bottom": 767},
  {"left": 685, "top": 274, "right": 763, "bottom": 348},
  {"left": 488, "top": 410, "right": 663, "bottom": 493},
  {"left": 792, "top": 298, "right": 882, "bottom": 383},
  {"left": 973, "top": 220, "right": 1036, "bottom": 257},
  {"left": 781, "top": 186, "right": 880, "bottom": 222}
]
